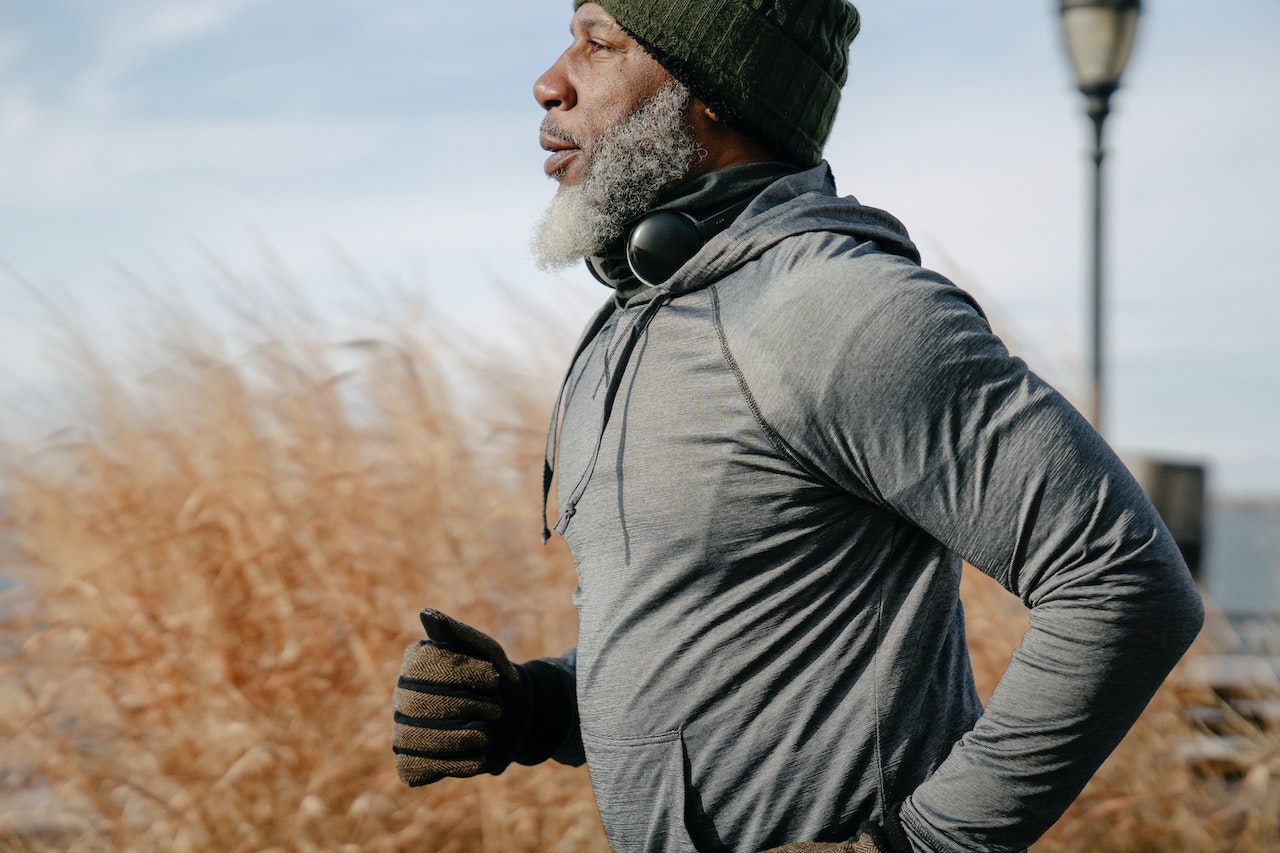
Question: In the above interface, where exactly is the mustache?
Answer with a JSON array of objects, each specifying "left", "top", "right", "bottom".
[{"left": 540, "top": 116, "right": 588, "bottom": 150}]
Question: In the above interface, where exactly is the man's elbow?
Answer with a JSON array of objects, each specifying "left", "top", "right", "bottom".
[
  {"left": 1171, "top": 567, "right": 1206, "bottom": 653},
  {"left": 1137, "top": 548, "right": 1206, "bottom": 662}
]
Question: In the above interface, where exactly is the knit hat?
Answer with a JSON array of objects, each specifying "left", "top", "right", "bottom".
[{"left": 572, "top": 0, "right": 861, "bottom": 167}]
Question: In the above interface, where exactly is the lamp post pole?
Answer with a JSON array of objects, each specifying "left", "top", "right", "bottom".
[
  {"left": 1086, "top": 86, "right": 1112, "bottom": 432},
  {"left": 1059, "top": 0, "right": 1141, "bottom": 433}
]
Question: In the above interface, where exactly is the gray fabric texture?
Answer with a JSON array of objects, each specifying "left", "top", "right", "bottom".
[{"left": 545, "top": 162, "right": 1204, "bottom": 852}]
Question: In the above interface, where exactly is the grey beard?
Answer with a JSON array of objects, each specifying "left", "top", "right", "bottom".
[{"left": 533, "top": 80, "right": 697, "bottom": 271}]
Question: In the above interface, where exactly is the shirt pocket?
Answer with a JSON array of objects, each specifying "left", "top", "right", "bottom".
[{"left": 581, "top": 727, "right": 701, "bottom": 853}]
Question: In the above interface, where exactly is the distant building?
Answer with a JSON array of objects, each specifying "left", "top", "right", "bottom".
[{"left": 1204, "top": 497, "right": 1280, "bottom": 619}]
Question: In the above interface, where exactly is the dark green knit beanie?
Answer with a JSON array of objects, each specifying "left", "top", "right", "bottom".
[{"left": 572, "top": 0, "right": 861, "bottom": 167}]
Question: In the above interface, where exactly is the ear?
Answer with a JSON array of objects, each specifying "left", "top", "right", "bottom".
[
  {"left": 685, "top": 95, "right": 778, "bottom": 174},
  {"left": 687, "top": 96, "right": 721, "bottom": 127}
]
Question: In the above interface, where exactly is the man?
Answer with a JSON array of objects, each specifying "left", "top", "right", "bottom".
[{"left": 391, "top": 2, "right": 1205, "bottom": 851}]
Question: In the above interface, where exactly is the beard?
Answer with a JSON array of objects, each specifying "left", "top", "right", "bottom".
[{"left": 532, "top": 80, "right": 697, "bottom": 270}]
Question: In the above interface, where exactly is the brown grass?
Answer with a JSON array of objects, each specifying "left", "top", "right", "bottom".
[{"left": 0, "top": 281, "right": 1276, "bottom": 851}]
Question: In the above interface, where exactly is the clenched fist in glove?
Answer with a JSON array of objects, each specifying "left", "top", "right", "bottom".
[
  {"left": 759, "top": 806, "right": 911, "bottom": 853},
  {"left": 392, "top": 609, "right": 581, "bottom": 786}
]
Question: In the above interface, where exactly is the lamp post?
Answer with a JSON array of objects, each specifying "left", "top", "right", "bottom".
[{"left": 1059, "top": 0, "right": 1141, "bottom": 433}]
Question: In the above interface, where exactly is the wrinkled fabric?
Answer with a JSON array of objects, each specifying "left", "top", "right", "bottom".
[{"left": 545, "top": 162, "right": 1204, "bottom": 852}]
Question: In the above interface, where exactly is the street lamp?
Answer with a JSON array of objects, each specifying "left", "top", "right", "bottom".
[{"left": 1059, "top": 0, "right": 1141, "bottom": 432}]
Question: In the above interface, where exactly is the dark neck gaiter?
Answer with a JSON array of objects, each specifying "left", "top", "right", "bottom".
[{"left": 589, "top": 161, "right": 800, "bottom": 303}]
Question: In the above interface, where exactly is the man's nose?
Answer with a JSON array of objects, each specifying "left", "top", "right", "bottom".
[{"left": 534, "top": 52, "right": 575, "bottom": 111}]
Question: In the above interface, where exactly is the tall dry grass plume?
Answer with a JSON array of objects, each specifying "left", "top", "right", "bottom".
[{"left": 0, "top": 274, "right": 1275, "bottom": 851}]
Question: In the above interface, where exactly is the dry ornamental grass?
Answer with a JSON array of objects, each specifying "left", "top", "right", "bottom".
[{"left": 0, "top": 282, "right": 1275, "bottom": 851}]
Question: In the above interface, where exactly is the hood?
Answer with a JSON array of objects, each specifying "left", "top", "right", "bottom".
[{"left": 650, "top": 160, "right": 921, "bottom": 301}]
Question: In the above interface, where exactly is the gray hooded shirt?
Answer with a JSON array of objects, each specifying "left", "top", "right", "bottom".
[{"left": 543, "top": 163, "right": 1203, "bottom": 852}]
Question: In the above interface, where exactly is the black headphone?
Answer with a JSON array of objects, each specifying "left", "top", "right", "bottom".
[{"left": 589, "top": 196, "right": 754, "bottom": 289}]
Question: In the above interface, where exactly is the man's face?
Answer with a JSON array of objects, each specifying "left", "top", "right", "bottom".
[
  {"left": 530, "top": 4, "right": 699, "bottom": 270},
  {"left": 534, "top": 3, "right": 677, "bottom": 189}
]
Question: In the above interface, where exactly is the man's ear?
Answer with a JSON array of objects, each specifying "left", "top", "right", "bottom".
[
  {"left": 687, "top": 95, "right": 777, "bottom": 172},
  {"left": 689, "top": 96, "right": 721, "bottom": 126}
]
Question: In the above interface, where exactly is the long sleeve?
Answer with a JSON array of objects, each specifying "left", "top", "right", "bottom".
[
  {"left": 521, "top": 648, "right": 585, "bottom": 767},
  {"left": 748, "top": 262, "right": 1204, "bottom": 851}
]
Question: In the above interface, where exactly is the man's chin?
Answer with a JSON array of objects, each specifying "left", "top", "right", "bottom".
[
  {"left": 534, "top": 255, "right": 583, "bottom": 273},
  {"left": 550, "top": 166, "right": 586, "bottom": 190},
  {"left": 532, "top": 184, "right": 600, "bottom": 271}
]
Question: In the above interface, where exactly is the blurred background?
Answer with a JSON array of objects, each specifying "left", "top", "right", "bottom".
[
  {"left": 1, "top": 1, "right": 1278, "bottom": 849},
  {"left": 2, "top": 0, "right": 1278, "bottom": 603},
  {"left": 2, "top": 0, "right": 1277, "bottom": 483}
]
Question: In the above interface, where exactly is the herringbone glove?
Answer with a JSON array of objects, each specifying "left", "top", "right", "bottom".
[
  {"left": 392, "top": 609, "right": 581, "bottom": 786},
  {"left": 759, "top": 835, "right": 881, "bottom": 853},
  {"left": 392, "top": 609, "right": 518, "bottom": 785},
  {"left": 762, "top": 803, "right": 913, "bottom": 852}
]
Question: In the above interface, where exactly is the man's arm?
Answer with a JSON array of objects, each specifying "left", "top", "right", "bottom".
[
  {"left": 523, "top": 647, "right": 586, "bottom": 767},
  {"left": 756, "top": 265, "right": 1203, "bottom": 851}
]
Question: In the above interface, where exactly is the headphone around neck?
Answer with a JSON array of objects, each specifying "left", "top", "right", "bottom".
[{"left": 590, "top": 196, "right": 754, "bottom": 289}]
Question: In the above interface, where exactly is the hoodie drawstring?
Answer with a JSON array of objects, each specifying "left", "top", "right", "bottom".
[{"left": 541, "top": 291, "right": 670, "bottom": 543}]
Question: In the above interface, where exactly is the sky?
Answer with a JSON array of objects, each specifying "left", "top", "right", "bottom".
[{"left": 1, "top": 0, "right": 1277, "bottom": 498}]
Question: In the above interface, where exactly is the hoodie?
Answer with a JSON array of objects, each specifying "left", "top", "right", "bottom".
[{"left": 541, "top": 162, "right": 1204, "bottom": 852}]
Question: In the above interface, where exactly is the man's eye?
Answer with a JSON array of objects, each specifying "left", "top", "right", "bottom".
[{"left": 586, "top": 40, "right": 613, "bottom": 53}]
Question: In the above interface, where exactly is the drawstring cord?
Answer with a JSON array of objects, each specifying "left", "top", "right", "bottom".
[
  {"left": 541, "top": 306, "right": 612, "bottom": 544},
  {"left": 541, "top": 291, "right": 671, "bottom": 543}
]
